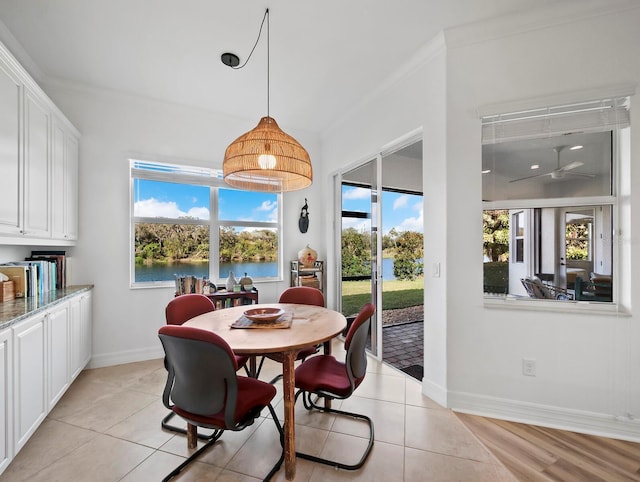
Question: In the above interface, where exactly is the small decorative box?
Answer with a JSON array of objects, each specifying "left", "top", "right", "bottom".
[{"left": 0, "top": 280, "right": 15, "bottom": 302}]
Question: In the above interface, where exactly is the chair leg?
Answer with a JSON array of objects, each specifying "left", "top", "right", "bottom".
[
  {"left": 262, "top": 403, "right": 285, "bottom": 482},
  {"left": 253, "top": 355, "right": 266, "bottom": 379},
  {"left": 162, "top": 411, "right": 223, "bottom": 441},
  {"left": 162, "top": 425, "right": 224, "bottom": 482},
  {"left": 294, "top": 390, "right": 375, "bottom": 471}
]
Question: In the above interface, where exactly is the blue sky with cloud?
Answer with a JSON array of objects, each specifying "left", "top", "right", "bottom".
[
  {"left": 133, "top": 180, "right": 422, "bottom": 235},
  {"left": 342, "top": 186, "right": 423, "bottom": 235},
  {"left": 133, "top": 180, "right": 277, "bottom": 222}
]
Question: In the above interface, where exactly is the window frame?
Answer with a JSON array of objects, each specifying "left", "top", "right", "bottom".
[
  {"left": 481, "top": 96, "right": 629, "bottom": 310},
  {"left": 130, "top": 159, "right": 282, "bottom": 289}
]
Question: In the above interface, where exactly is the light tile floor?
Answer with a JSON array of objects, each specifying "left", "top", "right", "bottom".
[{"left": 1, "top": 340, "right": 515, "bottom": 481}]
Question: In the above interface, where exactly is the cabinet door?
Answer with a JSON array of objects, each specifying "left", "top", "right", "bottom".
[
  {"left": 68, "top": 296, "right": 82, "bottom": 380},
  {"left": 0, "top": 328, "right": 12, "bottom": 473},
  {"left": 13, "top": 314, "right": 46, "bottom": 453},
  {"left": 69, "top": 292, "right": 92, "bottom": 380},
  {"left": 64, "top": 134, "right": 79, "bottom": 241},
  {"left": 48, "top": 304, "right": 69, "bottom": 410},
  {"left": 23, "top": 89, "right": 50, "bottom": 238},
  {"left": 80, "top": 292, "right": 92, "bottom": 367},
  {"left": 51, "top": 121, "right": 66, "bottom": 240},
  {"left": 51, "top": 119, "right": 78, "bottom": 242},
  {"left": 0, "top": 62, "right": 22, "bottom": 236}
]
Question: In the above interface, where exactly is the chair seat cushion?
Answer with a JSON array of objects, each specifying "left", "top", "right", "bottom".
[
  {"left": 295, "top": 355, "right": 354, "bottom": 397},
  {"left": 173, "top": 376, "right": 276, "bottom": 429}
]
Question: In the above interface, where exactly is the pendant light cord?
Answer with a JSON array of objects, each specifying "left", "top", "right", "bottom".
[
  {"left": 267, "top": 9, "right": 270, "bottom": 118},
  {"left": 229, "top": 8, "right": 270, "bottom": 117}
]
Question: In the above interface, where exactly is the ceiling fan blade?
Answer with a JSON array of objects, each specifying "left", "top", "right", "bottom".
[
  {"left": 560, "top": 161, "right": 583, "bottom": 171},
  {"left": 564, "top": 172, "right": 596, "bottom": 179},
  {"left": 509, "top": 172, "right": 551, "bottom": 183}
]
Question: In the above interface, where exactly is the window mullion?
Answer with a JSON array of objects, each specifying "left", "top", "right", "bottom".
[{"left": 211, "top": 186, "right": 220, "bottom": 282}]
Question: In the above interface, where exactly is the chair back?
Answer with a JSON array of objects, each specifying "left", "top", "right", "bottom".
[
  {"left": 521, "top": 277, "right": 552, "bottom": 299},
  {"left": 166, "top": 293, "right": 215, "bottom": 325},
  {"left": 278, "top": 286, "right": 325, "bottom": 306},
  {"left": 159, "top": 325, "right": 239, "bottom": 428},
  {"left": 344, "top": 303, "right": 375, "bottom": 390}
]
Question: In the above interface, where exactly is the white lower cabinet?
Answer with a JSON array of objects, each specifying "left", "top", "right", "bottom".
[
  {"left": 80, "top": 292, "right": 92, "bottom": 369},
  {"left": 0, "top": 328, "right": 12, "bottom": 473},
  {"left": 1, "top": 289, "right": 92, "bottom": 471},
  {"left": 47, "top": 302, "right": 69, "bottom": 410},
  {"left": 69, "top": 296, "right": 82, "bottom": 380},
  {"left": 12, "top": 313, "right": 47, "bottom": 453},
  {"left": 69, "top": 291, "right": 92, "bottom": 381}
]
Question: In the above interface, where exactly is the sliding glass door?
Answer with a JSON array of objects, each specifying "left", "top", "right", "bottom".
[{"left": 338, "top": 156, "right": 382, "bottom": 358}]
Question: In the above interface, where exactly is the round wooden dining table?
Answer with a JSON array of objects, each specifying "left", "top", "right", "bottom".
[{"left": 184, "top": 302, "right": 347, "bottom": 481}]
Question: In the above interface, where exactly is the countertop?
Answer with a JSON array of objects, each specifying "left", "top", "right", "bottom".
[{"left": 0, "top": 285, "right": 93, "bottom": 330}]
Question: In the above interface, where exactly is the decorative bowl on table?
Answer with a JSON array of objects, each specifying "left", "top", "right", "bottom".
[{"left": 243, "top": 307, "right": 285, "bottom": 323}]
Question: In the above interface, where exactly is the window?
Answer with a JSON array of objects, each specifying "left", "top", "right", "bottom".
[
  {"left": 482, "top": 97, "right": 629, "bottom": 303},
  {"left": 513, "top": 211, "right": 525, "bottom": 263},
  {"left": 130, "top": 160, "right": 281, "bottom": 287}
]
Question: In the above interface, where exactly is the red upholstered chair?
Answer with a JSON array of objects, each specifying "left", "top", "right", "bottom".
[
  {"left": 294, "top": 303, "right": 375, "bottom": 471},
  {"left": 163, "top": 294, "right": 249, "bottom": 438},
  {"left": 158, "top": 325, "right": 284, "bottom": 481},
  {"left": 255, "top": 286, "right": 325, "bottom": 380},
  {"left": 278, "top": 286, "right": 325, "bottom": 306}
]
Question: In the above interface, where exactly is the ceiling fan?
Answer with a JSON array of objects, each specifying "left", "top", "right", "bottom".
[{"left": 509, "top": 145, "right": 595, "bottom": 183}]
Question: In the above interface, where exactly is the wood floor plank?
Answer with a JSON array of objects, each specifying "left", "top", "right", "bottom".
[
  {"left": 480, "top": 436, "right": 555, "bottom": 482},
  {"left": 457, "top": 413, "right": 557, "bottom": 470},
  {"left": 456, "top": 413, "right": 640, "bottom": 482}
]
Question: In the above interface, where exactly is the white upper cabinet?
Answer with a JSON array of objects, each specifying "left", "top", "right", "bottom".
[
  {"left": 0, "top": 61, "right": 22, "bottom": 236},
  {"left": 0, "top": 41, "right": 80, "bottom": 245},
  {"left": 23, "top": 89, "right": 51, "bottom": 238},
  {"left": 51, "top": 118, "right": 79, "bottom": 241}
]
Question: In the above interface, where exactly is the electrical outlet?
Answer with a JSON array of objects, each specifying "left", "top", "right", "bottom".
[{"left": 522, "top": 358, "right": 536, "bottom": 377}]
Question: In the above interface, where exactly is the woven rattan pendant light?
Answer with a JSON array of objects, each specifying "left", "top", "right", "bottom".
[{"left": 222, "top": 9, "right": 312, "bottom": 192}]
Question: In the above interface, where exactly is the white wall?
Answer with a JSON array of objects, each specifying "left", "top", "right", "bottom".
[
  {"left": 445, "top": 3, "right": 640, "bottom": 440},
  {"left": 322, "top": 33, "right": 450, "bottom": 405},
  {"left": 39, "top": 83, "right": 323, "bottom": 367},
  {"left": 321, "top": 3, "right": 640, "bottom": 440}
]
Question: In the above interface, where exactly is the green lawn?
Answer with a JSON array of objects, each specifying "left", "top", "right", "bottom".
[{"left": 341, "top": 278, "right": 424, "bottom": 317}]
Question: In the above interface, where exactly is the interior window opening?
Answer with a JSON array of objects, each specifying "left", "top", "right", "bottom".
[{"left": 481, "top": 96, "right": 627, "bottom": 303}]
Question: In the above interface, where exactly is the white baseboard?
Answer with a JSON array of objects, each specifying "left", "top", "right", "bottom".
[
  {"left": 421, "top": 377, "right": 448, "bottom": 408},
  {"left": 450, "top": 390, "right": 640, "bottom": 443},
  {"left": 88, "top": 346, "right": 164, "bottom": 369}
]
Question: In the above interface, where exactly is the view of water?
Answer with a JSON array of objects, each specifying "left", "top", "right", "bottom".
[{"left": 135, "top": 257, "right": 400, "bottom": 283}]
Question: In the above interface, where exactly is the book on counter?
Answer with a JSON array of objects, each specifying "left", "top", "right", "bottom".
[
  {"left": 28, "top": 250, "right": 66, "bottom": 290},
  {"left": 0, "top": 250, "right": 66, "bottom": 298}
]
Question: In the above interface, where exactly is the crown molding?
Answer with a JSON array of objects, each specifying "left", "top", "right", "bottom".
[
  {"left": 0, "top": 18, "right": 45, "bottom": 81},
  {"left": 445, "top": 0, "right": 640, "bottom": 49}
]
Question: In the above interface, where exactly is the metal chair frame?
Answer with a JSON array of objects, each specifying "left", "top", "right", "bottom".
[
  {"left": 159, "top": 325, "right": 284, "bottom": 481},
  {"left": 162, "top": 294, "right": 249, "bottom": 440},
  {"left": 293, "top": 303, "right": 375, "bottom": 471}
]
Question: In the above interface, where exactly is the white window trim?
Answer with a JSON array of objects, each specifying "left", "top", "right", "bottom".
[
  {"left": 481, "top": 94, "right": 630, "bottom": 309},
  {"left": 129, "top": 159, "right": 282, "bottom": 288}
]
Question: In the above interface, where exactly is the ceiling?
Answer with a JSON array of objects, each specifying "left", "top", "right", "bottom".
[
  {"left": 0, "top": 0, "right": 571, "bottom": 135},
  {"left": 483, "top": 131, "right": 613, "bottom": 201}
]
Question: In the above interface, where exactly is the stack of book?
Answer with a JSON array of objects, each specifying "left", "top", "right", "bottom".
[
  {"left": 0, "top": 250, "right": 66, "bottom": 298},
  {"left": 174, "top": 275, "right": 210, "bottom": 295}
]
